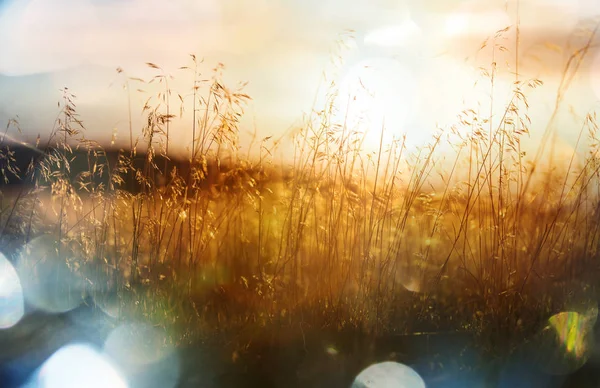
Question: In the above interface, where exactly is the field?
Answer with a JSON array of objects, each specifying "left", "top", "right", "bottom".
[{"left": 2, "top": 26, "right": 600, "bottom": 387}]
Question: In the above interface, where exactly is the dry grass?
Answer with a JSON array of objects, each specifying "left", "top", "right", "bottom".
[{"left": 1, "top": 23, "right": 600, "bottom": 363}]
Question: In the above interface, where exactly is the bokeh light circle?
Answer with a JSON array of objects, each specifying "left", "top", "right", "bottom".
[
  {"left": 395, "top": 265, "right": 423, "bottom": 293},
  {"left": 0, "top": 251, "right": 25, "bottom": 329},
  {"left": 352, "top": 361, "right": 426, "bottom": 388},
  {"left": 93, "top": 291, "right": 121, "bottom": 319},
  {"left": 103, "top": 322, "right": 180, "bottom": 387},
  {"left": 15, "top": 234, "right": 85, "bottom": 313},
  {"left": 35, "top": 343, "right": 127, "bottom": 388}
]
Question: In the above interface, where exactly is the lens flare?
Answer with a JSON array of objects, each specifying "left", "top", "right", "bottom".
[
  {"left": 352, "top": 361, "right": 426, "bottom": 388},
  {"left": 0, "top": 252, "right": 24, "bottom": 329},
  {"left": 34, "top": 343, "right": 127, "bottom": 388},
  {"left": 529, "top": 308, "right": 597, "bottom": 376},
  {"left": 548, "top": 311, "right": 592, "bottom": 360}
]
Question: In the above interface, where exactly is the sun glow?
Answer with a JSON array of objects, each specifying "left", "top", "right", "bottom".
[
  {"left": 364, "top": 20, "right": 421, "bottom": 48},
  {"left": 444, "top": 9, "right": 512, "bottom": 37},
  {"left": 335, "top": 57, "right": 416, "bottom": 153},
  {"left": 444, "top": 12, "right": 470, "bottom": 36},
  {"left": 590, "top": 51, "right": 600, "bottom": 101}
]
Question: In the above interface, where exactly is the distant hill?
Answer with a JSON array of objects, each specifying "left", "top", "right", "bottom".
[
  {"left": 0, "top": 144, "right": 282, "bottom": 196},
  {"left": 0, "top": 144, "right": 187, "bottom": 192},
  {"left": 0, "top": 63, "right": 131, "bottom": 149}
]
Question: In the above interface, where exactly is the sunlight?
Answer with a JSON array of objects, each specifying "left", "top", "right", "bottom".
[
  {"left": 335, "top": 57, "right": 416, "bottom": 153},
  {"left": 352, "top": 361, "right": 425, "bottom": 388},
  {"left": 34, "top": 343, "right": 127, "bottom": 388},
  {"left": 0, "top": 252, "right": 24, "bottom": 329}
]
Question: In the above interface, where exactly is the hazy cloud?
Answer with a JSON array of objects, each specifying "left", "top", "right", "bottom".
[
  {"left": 1, "top": 0, "right": 598, "bottom": 76},
  {"left": 0, "top": 0, "right": 281, "bottom": 75}
]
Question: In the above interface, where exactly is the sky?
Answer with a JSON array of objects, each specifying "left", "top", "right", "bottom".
[{"left": 1, "top": 0, "right": 600, "bottom": 161}]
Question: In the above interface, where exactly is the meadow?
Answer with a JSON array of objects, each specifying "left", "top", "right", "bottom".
[{"left": 2, "top": 24, "right": 600, "bottom": 387}]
